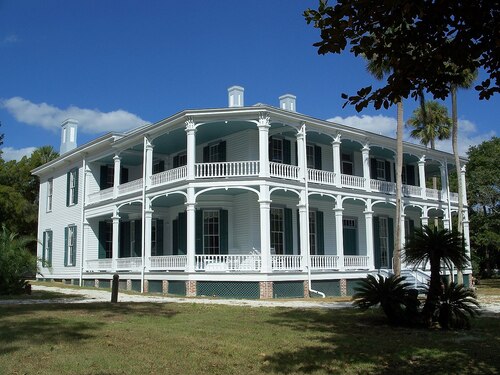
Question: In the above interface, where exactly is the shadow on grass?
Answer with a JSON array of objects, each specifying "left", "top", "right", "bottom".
[
  {"left": 0, "top": 290, "right": 85, "bottom": 301},
  {"left": 262, "top": 308, "right": 500, "bottom": 374},
  {"left": 0, "top": 303, "right": 178, "bottom": 355}
]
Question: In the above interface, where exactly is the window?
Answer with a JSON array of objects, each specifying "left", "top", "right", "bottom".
[
  {"left": 341, "top": 153, "right": 353, "bottom": 175},
  {"left": 270, "top": 208, "right": 284, "bottom": 255},
  {"left": 203, "top": 210, "right": 220, "bottom": 254},
  {"left": 376, "top": 160, "right": 386, "bottom": 180},
  {"left": 151, "top": 219, "right": 158, "bottom": 256},
  {"left": 309, "top": 211, "right": 317, "bottom": 255},
  {"left": 203, "top": 141, "right": 226, "bottom": 163},
  {"left": 106, "top": 165, "right": 114, "bottom": 187},
  {"left": 42, "top": 230, "right": 53, "bottom": 267},
  {"left": 153, "top": 160, "right": 165, "bottom": 174},
  {"left": 402, "top": 165, "right": 407, "bottom": 185},
  {"left": 130, "top": 221, "right": 136, "bottom": 255},
  {"left": 173, "top": 152, "right": 187, "bottom": 168},
  {"left": 65, "top": 225, "right": 77, "bottom": 266},
  {"left": 343, "top": 217, "right": 357, "bottom": 255},
  {"left": 271, "top": 138, "right": 283, "bottom": 163},
  {"left": 46, "top": 179, "right": 53, "bottom": 212},
  {"left": 306, "top": 144, "right": 315, "bottom": 168},
  {"left": 66, "top": 168, "right": 79, "bottom": 206},
  {"left": 379, "top": 217, "right": 389, "bottom": 268}
]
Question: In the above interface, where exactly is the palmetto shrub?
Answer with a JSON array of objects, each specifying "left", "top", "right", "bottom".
[{"left": 438, "top": 282, "right": 481, "bottom": 329}]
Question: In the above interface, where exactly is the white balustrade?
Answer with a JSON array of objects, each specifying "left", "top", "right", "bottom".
[
  {"left": 402, "top": 184, "right": 422, "bottom": 198},
  {"left": 449, "top": 192, "right": 459, "bottom": 203},
  {"left": 271, "top": 255, "right": 303, "bottom": 271},
  {"left": 115, "top": 257, "right": 142, "bottom": 271},
  {"left": 195, "top": 161, "right": 259, "bottom": 178},
  {"left": 269, "top": 162, "right": 300, "bottom": 180},
  {"left": 149, "top": 255, "right": 187, "bottom": 270},
  {"left": 371, "top": 179, "right": 396, "bottom": 194},
  {"left": 343, "top": 255, "right": 369, "bottom": 269},
  {"left": 426, "top": 188, "right": 440, "bottom": 200},
  {"left": 86, "top": 258, "right": 113, "bottom": 271},
  {"left": 308, "top": 169, "right": 336, "bottom": 185},
  {"left": 341, "top": 174, "right": 366, "bottom": 189},
  {"left": 117, "top": 178, "right": 143, "bottom": 195},
  {"left": 310, "top": 255, "right": 339, "bottom": 270},
  {"left": 195, "top": 254, "right": 261, "bottom": 272},
  {"left": 87, "top": 187, "right": 114, "bottom": 204},
  {"left": 151, "top": 166, "right": 187, "bottom": 186}
]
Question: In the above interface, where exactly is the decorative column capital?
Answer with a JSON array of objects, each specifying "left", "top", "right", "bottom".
[
  {"left": 258, "top": 112, "right": 271, "bottom": 128},
  {"left": 185, "top": 117, "right": 196, "bottom": 132},
  {"left": 461, "top": 164, "right": 467, "bottom": 174},
  {"left": 332, "top": 132, "right": 342, "bottom": 145},
  {"left": 113, "top": 154, "right": 121, "bottom": 161},
  {"left": 111, "top": 215, "right": 120, "bottom": 221},
  {"left": 418, "top": 155, "right": 426, "bottom": 164},
  {"left": 363, "top": 210, "right": 374, "bottom": 216}
]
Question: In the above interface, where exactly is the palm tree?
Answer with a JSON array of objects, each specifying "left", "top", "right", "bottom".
[
  {"left": 30, "top": 145, "right": 59, "bottom": 166},
  {"left": 407, "top": 100, "right": 451, "bottom": 150},
  {"left": 366, "top": 59, "right": 404, "bottom": 277},
  {"left": 404, "top": 225, "right": 469, "bottom": 325}
]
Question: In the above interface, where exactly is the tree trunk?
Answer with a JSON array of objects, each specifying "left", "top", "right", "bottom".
[
  {"left": 423, "top": 255, "right": 443, "bottom": 326},
  {"left": 393, "top": 100, "right": 403, "bottom": 277},
  {"left": 451, "top": 86, "right": 464, "bottom": 284}
]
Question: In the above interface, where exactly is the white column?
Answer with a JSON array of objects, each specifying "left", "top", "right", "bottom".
[
  {"left": 144, "top": 138, "right": 153, "bottom": 189},
  {"left": 421, "top": 215, "right": 429, "bottom": 227},
  {"left": 185, "top": 119, "right": 196, "bottom": 180},
  {"left": 186, "top": 186, "right": 196, "bottom": 272},
  {"left": 258, "top": 113, "right": 270, "bottom": 178},
  {"left": 259, "top": 190, "right": 272, "bottom": 273},
  {"left": 144, "top": 207, "right": 153, "bottom": 271},
  {"left": 113, "top": 154, "right": 121, "bottom": 198},
  {"left": 334, "top": 202, "right": 345, "bottom": 271},
  {"left": 418, "top": 156, "right": 427, "bottom": 199},
  {"left": 364, "top": 204, "right": 375, "bottom": 270},
  {"left": 112, "top": 213, "right": 120, "bottom": 271},
  {"left": 331, "top": 133, "right": 341, "bottom": 186},
  {"left": 460, "top": 165, "right": 467, "bottom": 205},
  {"left": 440, "top": 163, "right": 448, "bottom": 202},
  {"left": 298, "top": 203, "right": 309, "bottom": 271},
  {"left": 463, "top": 210, "right": 471, "bottom": 263},
  {"left": 443, "top": 211, "right": 451, "bottom": 230},
  {"left": 362, "top": 144, "right": 371, "bottom": 191},
  {"left": 296, "top": 129, "right": 306, "bottom": 181}
]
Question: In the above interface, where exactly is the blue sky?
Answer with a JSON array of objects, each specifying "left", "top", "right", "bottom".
[{"left": 1, "top": 0, "right": 498, "bottom": 161}]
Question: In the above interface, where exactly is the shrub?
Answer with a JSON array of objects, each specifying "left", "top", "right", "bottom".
[{"left": 437, "top": 282, "right": 481, "bottom": 329}]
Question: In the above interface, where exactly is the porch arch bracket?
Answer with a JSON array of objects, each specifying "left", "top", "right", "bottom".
[
  {"left": 371, "top": 199, "right": 397, "bottom": 209},
  {"left": 308, "top": 191, "right": 337, "bottom": 204},
  {"left": 340, "top": 196, "right": 368, "bottom": 206},
  {"left": 150, "top": 190, "right": 188, "bottom": 204},
  {"left": 116, "top": 199, "right": 143, "bottom": 212},
  {"left": 195, "top": 185, "right": 260, "bottom": 199},
  {"left": 269, "top": 186, "right": 301, "bottom": 199}
]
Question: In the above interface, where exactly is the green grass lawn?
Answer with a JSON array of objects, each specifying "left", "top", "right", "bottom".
[{"left": 1, "top": 302, "right": 499, "bottom": 375}]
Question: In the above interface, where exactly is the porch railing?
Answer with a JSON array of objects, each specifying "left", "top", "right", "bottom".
[
  {"left": 341, "top": 174, "right": 366, "bottom": 189},
  {"left": 86, "top": 258, "right": 113, "bottom": 271},
  {"left": 117, "top": 178, "right": 143, "bottom": 195},
  {"left": 269, "top": 162, "right": 300, "bottom": 180},
  {"left": 149, "top": 255, "right": 187, "bottom": 270},
  {"left": 115, "top": 257, "right": 142, "bottom": 271},
  {"left": 344, "top": 255, "right": 369, "bottom": 269},
  {"left": 195, "top": 161, "right": 259, "bottom": 178},
  {"left": 308, "top": 169, "right": 336, "bottom": 185},
  {"left": 87, "top": 187, "right": 113, "bottom": 204},
  {"left": 426, "top": 188, "right": 441, "bottom": 200},
  {"left": 402, "top": 184, "right": 422, "bottom": 198},
  {"left": 271, "top": 255, "right": 303, "bottom": 271},
  {"left": 194, "top": 254, "right": 261, "bottom": 272},
  {"left": 449, "top": 192, "right": 459, "bottom": 203},
  {"left": 310, "top": 255, "right": 339, "bottom": 270},
  {"left": 151, "top": 166, "right": 187, "bottom": 186},
  {"left": 371, "top": 179, "right": 396, "bottom": 194}
]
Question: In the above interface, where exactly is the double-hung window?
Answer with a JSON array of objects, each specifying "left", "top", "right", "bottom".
[
  {"left": 42, "top": 230, "right": 53, "bottom": 267},
  {"left": 376, "top": 160, "right": 386, "bottom": 180},
  {"left": 65, "top": 225, "right": 77, "bottom": 266},
  {"left": 203, "top": 210, "right": 220, "bottom": 254},
  {"left": 309, "top": 211, "right": 317, "bottom": 255},
  {"left": 341, "top": 153, "right": 353, "bottom": 175},
  {"left": 306, "top": 144, "right": 315, "bottom": 168},
  {"left": 46, "top": 178, "right": 53, "bottom": 212},
  {"left": 270, "top": 208, "right": 284, "bottom": 255},
  {"left": 66, "top": 168, "right": 79, "bottom": 206},
  {"left": 271, "top": 138, "right": 283, "bottom": 163}
]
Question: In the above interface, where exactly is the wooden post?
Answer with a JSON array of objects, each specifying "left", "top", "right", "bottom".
[{"left": 111, "top": 273, "right": 119, "bottom": 303}]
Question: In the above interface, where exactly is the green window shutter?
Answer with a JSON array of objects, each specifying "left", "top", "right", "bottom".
[
  {"left": 370, "top": 158, "right": 377, "bottom": 180},
  {"left": 220, "top": 209, "right": 228, "bottom": 254},
  {"left": 219, "top": 141, "right": 226, "bottom": 162},
  {"left": 173, "top": 155, "right": 179, "bottom": 168},
  {"left": 73, "top": 169, "right": 79, "bottom": 205},
  {"left": 156, "top": 219, "right": 164, "bottom": 256},
  {"left": 48, "top": 232, "right": 52, "bottom": 266},
  {"left": 296, "top": 210, "right": 301, "bottom": 253},
  {"left": 120, "top": 221, "right": 131, "bottom": 257},
  {"left": 42, "top": 232, "right": 47, "bottom": 264},
  {"left": 406, "top": 165, "right": 415, "bottom": 185},
  {"left": 158, "top": 161, "right": 165, "bottom": 172},
  {"left": 373, "top": 217, "right": 381, "bottom": 269},
  {"left": 64, "top": 227, "right": 68, "bottom": 266},
  {"left": 314, "top": 145, "right": 322, "bottom": 170},
  {"left": 172, "top": 219, "right": 179, "bottom": 255},
  {"left": 71, "top": 226, "right": 77, "bottom": 266},
  {"left": 388, "top": 218, "right": 395, "bottom": 268},
  {"left": 98, "top": 221, "right": 106, "bottom": 259},
  {"left": 203, "top": 145, "right": 209, "bottom": 162},
  {"left": 120, "top": 167, "right": 129, "bottom": 184},
  {"left": 283, "top": 139, "right": 291, "bottom": 164},
  {"left": 284, "top": 208, "right": 293, "bottom": 254},
  {"left": 385, "top": 161, "right": 391, "bottom": 182},
  {"left": 179, "top": 212, "right": 187, "bottom": 255},
  {"left": 294, "top": 142, "right": 298, "bottom": 166},
  {"left": 195, "top": 210, "right": 203, "bottom": 254},
  {"left": 268, "top": 136, "right": 273, "bottom": 161},
  {"left": 317, "top": 211, "right": 325, "bottom": 255},
  {"left": 343, "top": 227, "right": 357, "bottom": 255},
  {"left": 100, "top": 165, "right": 108, "bottom": 189},
  {"left": 66, "top": 171, "right": 70, "bottom": 206},
  {"left": 134, "top": 219, "right": 142, "bottom": 257}
]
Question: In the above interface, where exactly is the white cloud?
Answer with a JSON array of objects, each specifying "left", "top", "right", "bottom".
[
  {"left": 328, "top": 115, "right": 495, "bottom": 156},
  {"left": 1, "top": 97, "right": 148, "bottom": 134},
  {"left": 1, "top": 34, "right": 19, "bottom": 44},
  {"left": 1, "top": 146, "right": 36, "bottom": 161}
]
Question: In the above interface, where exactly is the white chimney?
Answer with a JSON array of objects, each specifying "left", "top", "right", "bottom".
[
  {"left": 279, "top": 94, "right": 297, "bottom": 112},
  {"left": 60, "top": 118, "right": 78, "bottom": 154},
  {"left": 228, "top": 86, "right": 244, "bottom": 107}
]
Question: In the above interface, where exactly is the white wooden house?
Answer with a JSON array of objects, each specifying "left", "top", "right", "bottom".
[{"left": 34, "top": 87, "right": 472, "bottom": 298}]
